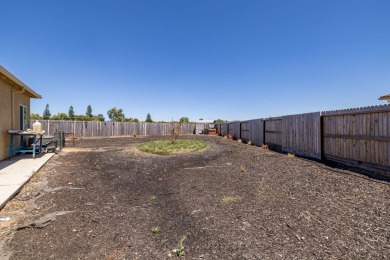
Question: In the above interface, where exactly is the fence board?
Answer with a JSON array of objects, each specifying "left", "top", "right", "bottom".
[
  {"left": 240, "top": 119, "right": 264, "bottom": 146},
  {"left": 220, "top": 123, "right": 228, "bottom": 136},
  {"left": 228, "top": 121, "right": 240, "bottom": 140},
  {"left": 240, "top": 121, "right": 250, "bottom": 142},
  {"left": 282, "top": 112, "right": 321, "bottom": 159},
  {"left": 322, "top": 104, "right": 390, "bottom": 173},
  {"left": 215, "top": 124, "right": 221, "bottom": 135},
  {"left": 264, "top": 117, "right": 282, "bottom": 149}
]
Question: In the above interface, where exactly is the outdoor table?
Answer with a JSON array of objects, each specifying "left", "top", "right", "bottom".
[{"left": 8, "top": 131, "right": 44, "bottom": 159}]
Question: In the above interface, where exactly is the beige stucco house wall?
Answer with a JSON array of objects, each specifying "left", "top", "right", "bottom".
[{"left": 0, "top": 65, "right": 41, "bottom": 161}]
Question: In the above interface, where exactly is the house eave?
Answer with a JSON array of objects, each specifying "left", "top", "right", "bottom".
[{"left": 0, "top": 65, "right": 42, "bottom": 99}]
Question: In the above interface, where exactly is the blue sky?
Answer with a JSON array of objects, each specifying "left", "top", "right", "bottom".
[{"left": 1, "top": 0, "right": 389, "bottom": 121}]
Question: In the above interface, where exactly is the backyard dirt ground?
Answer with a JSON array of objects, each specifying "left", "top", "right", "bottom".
[{"left": 0, "top": 135, "right": 389, "bottom": 259}]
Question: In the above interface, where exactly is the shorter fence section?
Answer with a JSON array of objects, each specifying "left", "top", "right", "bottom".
[{"left": 32, "top": 121, "right": 196, "bottom": 138}]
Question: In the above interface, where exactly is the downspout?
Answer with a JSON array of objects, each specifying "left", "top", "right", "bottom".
[{"left": 11, "top": 87, "right": 25, "bottom": 129}]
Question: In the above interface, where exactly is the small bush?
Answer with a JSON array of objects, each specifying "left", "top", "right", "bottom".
[
  {"left": 151, "top": 226, "right": 160, "bottom": 233},
  {"left": 177, "top": 236, "right": 187, "bottom": 256},
  {"left": 257, "top": 192, "right": 270, "bottom": 199},
  {"left": 223, "top": 195, "right": 239, "bottom": 203}
]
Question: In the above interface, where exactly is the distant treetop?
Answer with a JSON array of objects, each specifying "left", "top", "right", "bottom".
[
  {"left": 146, "top": 113, "right": 153, "bottom": 123},
  {"left": 43, "top": 104, "right": 51, "bottom": 120},
  {"left": 86, "top": 105, "right": 93, "bottom": 117}
]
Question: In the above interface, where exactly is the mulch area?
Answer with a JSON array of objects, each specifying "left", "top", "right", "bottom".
[{"left": 0, "top": 135, "right": 389, "bottom": 259}]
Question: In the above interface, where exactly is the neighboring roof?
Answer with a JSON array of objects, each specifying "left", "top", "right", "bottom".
[
  {"left": 0, "top": 65, "right": 42, "bottom": 98},
  {"left": 379, "top": 94, "right": 390, "bottom": 101}
]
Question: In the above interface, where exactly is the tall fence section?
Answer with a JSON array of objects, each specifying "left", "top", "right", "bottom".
[
  {"left": 215, "top": 105, "right": 390, "bottom": 176},
  {"left": 32, "top": 121, "right": 196, "bottom": 137}
]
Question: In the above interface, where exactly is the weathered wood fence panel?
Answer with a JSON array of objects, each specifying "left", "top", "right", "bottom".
[
  {"left": 282, "top": 112, "right": 321, "bottom": 159},
  {"left": 249, "top": 119, "right": 264, "bottom": 146},
  {"left": 322, "top": 105, "right": 390, "bottom": 172},
  {"left": 228, "top": 121, "right": 241, "bottom": 140},
  {"left": 32, "top": 121, "right": 196, "bottom": 137},
  {"left": 220, "top": 123, "right": 228, "bottom": 136},
  {"left": 264, "top": 117, "right": 282, "bottom": 149},
  {"left": 181, "top": 123, "right": 195, "bottom": 135},
  {"left": 240, "top": 119, "right": 264, "bottom": 146},
  {"left": 240, "top": 121, "right": 250, "bottom": 142},
  {"left": 215, "top": 124, "right": 221, "bottom": 135}
]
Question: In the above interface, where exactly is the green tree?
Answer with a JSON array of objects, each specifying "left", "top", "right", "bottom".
[
  {"left": 31, "top": 113, "right": 42, "bottom": 120},
  {"left": 86, "top": 105, "right": 93, "bottom": 117},
  {"left": 107, "top": 107, "right": 125, "bottom": 122},
  {"left": 74, "top": 115, "right": 89, "bottom": 121},
  {"left": 145, "top": 113, "right": 153, "bottom": 123},
  {"left": 93, "top": 114, "right": 105, "bottom": 122},
  {"left": 43, "top": 104, "right": 51, "bottom": 120},
  {"left": 51, "top": 113, "right": 69, "bottom": 120},
  {"left": 68, "top": 105, "right": 75, "bottom": 119},
  {"left": 125, "top": 118, "right": 139, "bottom": 122},
  {"left": 214, "top": 119, "right": 226, "bottom": 123},
  {"left": 179, "top": 117, "right": 189, "bottom": 123}
]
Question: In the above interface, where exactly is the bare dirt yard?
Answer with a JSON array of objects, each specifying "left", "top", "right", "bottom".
[{"left": 1, "top": 135, "right": 389, "bottom": 259}]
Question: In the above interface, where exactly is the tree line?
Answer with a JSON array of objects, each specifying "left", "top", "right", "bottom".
[
  {"left": 30, "top": 104, "right": 225, "bottom": 123},
  {"left": 31, "top": 104, "right": 147, "bottom": 122}
]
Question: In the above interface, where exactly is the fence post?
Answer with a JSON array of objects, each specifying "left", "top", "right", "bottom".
[{"left": 319, "top": 113, "right": 323, "bottom": 160}]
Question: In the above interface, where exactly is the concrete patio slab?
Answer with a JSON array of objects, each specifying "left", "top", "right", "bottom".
[{"left": 0, "top": 153, "right": 54, "bottom": 209}]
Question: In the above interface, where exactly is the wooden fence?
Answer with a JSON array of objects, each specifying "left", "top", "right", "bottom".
[
  {"left": 32, "top": 121, "right": 196, "bottom": 137},
  {"left": 322, "top": 106, "right": 390, "bottom": 172},
  {"left": 282, "top": 112, "right": 321, "bottom": 159},
  {"left": 264, "top": 117, "right": 283, "bottom": 150},
  {"left": 220, "top": 123, "right": 228, "bottom": 136},
  {"left": 228, "top": 121, "right": 241, "bottom": 140},
  {"left": 240, "top": 119, "right": 264, "bottom": 146},
  {"left": 215, "top": 104, "right": 390, "bottom": 175}
]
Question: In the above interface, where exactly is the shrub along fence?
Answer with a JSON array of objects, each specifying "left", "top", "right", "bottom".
[
  {"left": 215, "top": 104, "right": 390, "bottom": 175},
  {"left": 31, "top": 121, "right": 196, "bottom": 137}
]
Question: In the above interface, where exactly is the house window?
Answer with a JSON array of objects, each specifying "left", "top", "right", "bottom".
[{"left": 20, "top": 105, "right": 27, "bottom": 130}]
